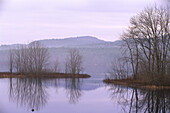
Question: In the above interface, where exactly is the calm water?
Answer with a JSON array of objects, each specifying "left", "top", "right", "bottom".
[{"left": 0, "top": 78, "right": 169, "bottom": 113}]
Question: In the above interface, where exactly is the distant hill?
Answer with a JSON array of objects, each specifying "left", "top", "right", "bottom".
[
  {"left": 0, "top": 36, "right": 123, "bottom": 49},
  {"left": 32, "top": 36, "right": 105, "bottom": 48},
  {"left": 32, "top": 36, "right": 123, "bottom": 48},
  {"left": 0, "top": 36, "right": 123, "bottom": 78}
]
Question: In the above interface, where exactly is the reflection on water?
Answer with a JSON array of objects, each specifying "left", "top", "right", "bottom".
[
  {"left": 65, "top": 78, "right": 82, "bottom": 104},
  {"left": 9, "top": 78, "right": 48, "bottom": 111},
  {"left": 8, "top": 78, "right": 83, "bottom": 111},
  {"left": 107, "top": 84, "right": 170, "bottom": 113},
  {"left": 6, "top": 78, "right": 170, "bottom": 113}
]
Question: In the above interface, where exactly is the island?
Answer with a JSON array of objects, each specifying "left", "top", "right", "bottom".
[
  {"left": 103, "top": 78, "right": 170, "bottom": 90},
  {"left": 0, "top": 72, "right": 91, "bottom": 78}
]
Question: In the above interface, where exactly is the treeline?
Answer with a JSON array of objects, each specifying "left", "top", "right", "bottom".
[
  {"left": 9, "top": 42, "right": 83, "bottom": 75},
  {"left": 109, "top": 6, "right": 170, "bottom": 84}
]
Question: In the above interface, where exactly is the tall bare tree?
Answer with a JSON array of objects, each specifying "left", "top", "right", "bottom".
[
  {"left": 28, "top": 42, "right": 49, "bottom": 74},
  {"left": 9, "top": 49, "right": 14, "bottom": 74},
  {"left": 53, "top": 58, "right": 60, "bottom": 73}
]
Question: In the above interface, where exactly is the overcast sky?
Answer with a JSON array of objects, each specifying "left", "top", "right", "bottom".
[{"left": 0, "top": 0, "right": 169, "bottom": 45}]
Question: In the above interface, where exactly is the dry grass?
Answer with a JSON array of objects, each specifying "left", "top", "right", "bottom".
[
  {"left": 103, "top": 78, "right": 170, "bottom": 90},
  {"left": 0, "top": 72, "right": 91, "bottom": 78}
]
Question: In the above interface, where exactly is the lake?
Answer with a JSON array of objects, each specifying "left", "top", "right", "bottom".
[{"left": 0, "top": 77, "right": 169, "bottom": 113}]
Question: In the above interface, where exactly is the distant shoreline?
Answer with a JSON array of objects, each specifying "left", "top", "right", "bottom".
[
  {"left": 103, "top": 78, "right": 170, "bottom": 90},
  {"left": 0, "top": 72, "right": 91, "bottom": 78}
]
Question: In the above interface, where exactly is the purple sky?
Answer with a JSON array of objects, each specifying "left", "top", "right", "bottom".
[{"left": 0, "top": 0, "right": 169, "bottom": 45}]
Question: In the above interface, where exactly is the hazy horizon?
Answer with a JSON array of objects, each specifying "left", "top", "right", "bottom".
[
  {"left": 0, "top": 35, "right": 117, "bottom": 45},
  {"left": 0, "top": 0, "right": 169, "bottom": 45}
]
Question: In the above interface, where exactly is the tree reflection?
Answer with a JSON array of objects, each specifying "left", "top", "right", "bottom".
[
  {"left": 9, "top": 78, "right": 48, "bottom": 111},
  {"left": 8, "top": 77, "right": 83, "bottom": 111},
  {"left": 65, "top": 78, "right": 83, "bottom": 104},
  {"left": 107, "top": 85, "right": 170, "bottom": 113}
]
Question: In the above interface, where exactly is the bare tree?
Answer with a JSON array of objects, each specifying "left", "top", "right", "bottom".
[
  {"left": 53, "top": 58, "right": 60, "bottom": 73},
  {"left": 9, "top": 49, "right": 14, "bottom": 73},
  {"left": 13, "top": 47, "right": 22, "bottom": 73},
  {"left": 121, "top": 32, "right": 140, "bottom": 79},
  {"left": 28, "top": 42, "right": 49, "bottom": 75},
  {"left": 65, "top": 49, "right": 83, "bottom": 74},
  {"left": 109, "top": 59, "right": 130, "bottom": 79}
]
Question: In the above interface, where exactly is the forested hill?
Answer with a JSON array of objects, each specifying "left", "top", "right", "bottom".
[{"left": 0, "top": 36, "right": 123, "bottom": 49}]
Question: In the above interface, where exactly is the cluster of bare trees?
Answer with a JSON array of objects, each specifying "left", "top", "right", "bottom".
[
  {"left": 51, "top": 49, "right": 83, "bottom": 74},
  {"left": 9, "top": 43, "right": 83, "bottom": 75},
  {"left": 110, "top": 6, "right": 170, "bottom": 83},
  {"left": 65, "top": 49, "right": 83, "bottom": 74},
  {"left": 9, "top": 42, "right": 49, "bottom": 75}
]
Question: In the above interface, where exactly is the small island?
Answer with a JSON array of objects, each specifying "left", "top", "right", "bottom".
[
  {"left": 103, "top": 78, "right": 170, "bottom": 90},
  {"left": 0, "top": 72, "right": 91, "bottom": 78},
  {"left": 6, "top": 42, "right": 90, "bottom": 79},
  {"left": 103, "top": 6, "right": 170, "bottom": 90}
]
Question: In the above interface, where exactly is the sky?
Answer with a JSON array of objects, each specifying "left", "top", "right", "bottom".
[{"left": 0, "top": 0, "right": 169, "bottom": 45}]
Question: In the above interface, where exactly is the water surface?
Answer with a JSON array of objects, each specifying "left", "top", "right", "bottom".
[{"left": 0, "top": 78, "right": 169, "bottom": 113}]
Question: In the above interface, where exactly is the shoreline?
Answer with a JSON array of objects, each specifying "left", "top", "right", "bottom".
[
  {"left": 0, "top": 72, "right": 91, "bottom": 78},
  {"left": 103, "top": 78, "right": 170, "bottom": 90}
]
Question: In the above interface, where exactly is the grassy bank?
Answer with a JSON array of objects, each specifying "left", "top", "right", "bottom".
[
  {"left": 0, "top": 72, "right": 91, "bottom": 78},
  {"left": 103, "top": 78, "right": 170, "bottom": 90}
]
